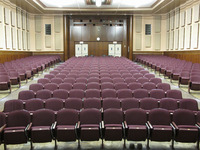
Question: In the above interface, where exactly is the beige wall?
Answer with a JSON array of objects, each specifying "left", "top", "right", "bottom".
[
  {"left": 0, "top": 0, "right": 30, "bottom": 51},
  {"left": 166, "top": 0, "right": 200, "bottom": 51},
  {"left": 0, "top": 0, "right": 64, "bottom": 52}
]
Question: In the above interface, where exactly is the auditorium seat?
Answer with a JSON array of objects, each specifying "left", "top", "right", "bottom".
[
  {"left": 188, "top": 76, "right": 200, "bottom": 93},
  {"left": 102, "top": 89, "right": 117, "bottom": 98},
  {"left": 44, "top": 83, "right": 59, "bottom": 91},
  {"left": 166, "top": 90, "right": 182, "bottom": 99},
  {"left": 102, "top": 98, "right": 121, "bottom": 111},
  {"left": 128, "top": 82, "right": 142, "bottom": 91},
  {"left": 36, "top": 89, "right": 52, "bottom": 100},
  {"left": 147, "top": 109, "right": 172, "bottom": 149},
  {"left": 44, "top": 74, "right": 55, "bottom": 80},
  {"left": 159, "top": 98, "right": 179, "bottom": 113},
  {"left": 3, "top": 110, "right": 31, "bottom": 148},
  {"left": 83, "top": 98, "right": 101, "bottom": 109},
  {"left": 101, "top": 82, "right": 114, "bottom": 90},
  {"left": 143, "top": 82, "right": 156, "bottom": 91},
  {"left": 103, "top": 108, "right": 124, "bottom": 141},
  {"left": 124, "top": 108, "right": 147, "bottom": 144},
  {"left": 18, "top": 90, "right": 35, "bottom": 100},
  {"left": 79, "top": 108, "right": 102, "bottom": 141},
  {"left": 24, "top": 99, "right": 44, "bottom": 112},
  {"left": 73, "top": 83, "right": 87, "bottom": 90},
  {"left": 45, "top": 98, "right": 64, "bottom": 111},
  {"left": 52, "top": 89, "right": 68, "bottom": 99},
  {"left": 115, "top": 82, "right": 128, "bottom": 90},
  {"left": 29, "top": 83, "right": 44, "bottom": 93},
  {"left": 179, "top": 99, "right": 198, "bottom": 113},
  {"left": 117, "top": 89, "right": 133, "bottom": 99},
  {"left": 38, "top": 78, "right": 51, "bottom": 85},
  {"left": 157, "top": 83, "right": 171, "bottom": 91},
  {"left": 0, "top": 75, "right": 11, "bottom": 93},
  {"left": 3, "top": 100, "right": 24, "bottom": 114},
  {"left": 59, "top": 83, "right": 73, "bottom": 91},
  {"left": 65, "top": 98, "right": 82, "bottom": 111},
  {"left": 178, "top": 72, "right": 190, "bottom": 87},
  {"left": 30, "top": 109, "right": 56, "bottom": 149},
  {"left": 87, "top": 82, "right": 100, "bottom": 90},
  {"left": 51, "top": 78, "right": 63, "bottom": 85},
  {"left": 55, "top": 109, "right": 79, "bottom": 146},
  {"left": 149, "top": 78, "right": 162, "bottom": 85},
  {"left": 85, "top": 89, "right": 101, "bottom": 98},
  {"left": 149, "top": 89, "right": 165, "bottom": 99},
  {"left": 69, "top": 89, "right": 85, "bottom": 99},
  {"left": 171, "top": 109, "right": 199, "bottom": 149},
  {"left": 121, "top": 98, "right": 139, "bottom": 111},
  {"left": 133, "top": 89, "right": 149, "bottom": 99},
  {"left": 140, "top": 98, "right": 159, "bottom": 112}
]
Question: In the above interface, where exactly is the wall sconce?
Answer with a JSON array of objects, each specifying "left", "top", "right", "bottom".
[
  {"left": 80, "top": 41, "right": 84, "bottom": 44},
  {"left": 113, "top": 41, "right": 117, "bottom": 44},
  {"left": 97, "top": 37, "right": 100, "bottom": 41}
]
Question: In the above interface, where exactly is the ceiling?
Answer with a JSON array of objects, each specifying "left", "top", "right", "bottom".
[{"left": 9, "top": 0, "right": 188, "bottom": 15}]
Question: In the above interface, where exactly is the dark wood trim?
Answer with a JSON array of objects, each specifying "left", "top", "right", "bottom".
[
  {"left": 63, "top": 15, "right": 70, "bottom": 61},
  {"left": 164, "top": 50, "right": 200, "bottom": 63},
  {"left": 0, "top": 51, "right": 32, "bottom": 63},
  {"left": 128, "top": 16, "right": 133, "bottom": 60}
]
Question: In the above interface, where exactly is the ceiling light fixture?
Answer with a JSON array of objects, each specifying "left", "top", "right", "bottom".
[{"left": 96, "top": 0, "right": 102, "bottom": 7}]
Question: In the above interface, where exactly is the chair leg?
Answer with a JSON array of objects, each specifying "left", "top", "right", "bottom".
[
  {"left": 54, "top": 140, "right": 57, "bottom": 150},
  {"left": 123, "top": 139, "right": 126, "bottom": 149},
  {"left": 4, "top": 144, "right": 7, "bottom": 150},
  {"left": 30, "top": 141, "right": 33, "bottom": 150},
  {"left": 78, "top": 139, "right": 80, "bottom": 150},
  {"left": 147, "top": 138, "right": 150, "bottom": 150},
  {"left": 197, "top": 140, "right": 199, "bottom": 150},
  {"left": 171, "top": 139, "right": 174, "bottom": 150}
]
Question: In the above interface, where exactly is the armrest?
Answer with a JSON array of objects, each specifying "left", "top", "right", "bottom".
[
  {"left": 25, "top": 122, "right": 32, "bottom": 131},
  {"left": 0, "top": 124, "right": 6, "bottom": 133},
  {"left": 101, "top": 121, "right": 104, "bottom": 129},
  {"left": 170, "top": 122, "right": 178, "bottom": 130},
  {"left": 147, "top": 121, "right": 153, "bottom": 130},
  {"left": 51, "top": 122, "right": 57, "bottom": 131},
  {"left": 124, "top": 121, "right": 128, "bottom": 129},
  {"left": 196, "top": 122, "right": 200, "bottom": 128},
  {"left": 75, "top": 121, "right": 80, "bottom": 129}
]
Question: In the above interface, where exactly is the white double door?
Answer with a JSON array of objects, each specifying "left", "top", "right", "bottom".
[
  {"left": 108, "top": 44, "right": 121, "bottom": 57},
  {"left": 75, "top": 44, "right": 88, "bottom": 57}
]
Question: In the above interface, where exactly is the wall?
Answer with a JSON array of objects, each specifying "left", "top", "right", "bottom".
[
  {"left": 0, "top": 0, "right": 30, "bottom": 51},
  {"left": 133, "top": 14, "right": 164, "bottom": 52},
  {"left": 31, "top": 14, "right": 64, "bottom": 52},
  {"left": 166, "top": 0, "right": 200, "bottom": 51}
]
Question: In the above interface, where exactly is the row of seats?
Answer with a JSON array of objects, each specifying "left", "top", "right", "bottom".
[
  {"left": 136, "top": 55, "right": 200, "bottom": 93},
  {"left": 30, "top": 82, "right": 170, "bottom": 92},
  {"left": 18, "top": 89, "right": 183, "bottom": 100},
  {"left": 0, "top": 55, "right": 61, "bottom": 93},
  {"left": 3, "top": 98, "right": 198, "bottom": 113},
  {"left": 0, "top": 108, "right": 199, "bottom": 149}
]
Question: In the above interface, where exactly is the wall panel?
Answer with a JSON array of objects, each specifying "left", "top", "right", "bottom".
[
  {"left": 180, "top": 11, "right": 185, "bottom": 27},
  {"left": 135, "top": 16, "right": 142, "bottom": 33},
  {"left": 55, "top": 33, "right": 61, "bottom": 50},
  {"left": 11, "top": 11, "right": 16, "bottom": 27},
  {"left": 154, "top": 33, "right": 161, "bottom": 50},
  {"left": 12, "top": 27, "right": 16, "bottom": 49},
  {"left": 193, "top": 4, "right": 200, "bottom": 23},
  {"left": 0, "top": 23, "right": 4, "bottom": 48},
  {"left": 174, "top": 29, "right": 179, "bottom": 50},
  {"left": 0, "top": 5, "right": 3, "bottom": 23},
  {"left": 16, "top": 8, "right": 21, "bottom": 28},
  {"left": 166, "top": 32, "right": 169, "bottom": 50},
  {"left": 145, "top": 36, "right": 151, "bottom": 48},
  {"left": 54, "top": 16, "right": 61, "bottom": 33},
  {"left": 185, "top": 25, "right": 191, "bottom": 49},
  {"left": 5, "top": 25, "right": 11, "bottom": 49},
  {"left": 35, "top": 33, "right": 42, "bottom": 50},
  {"left": 4, "top": 8, "right": 10, "bottom": 25},
  {"left": 17, "top": 29, "right": 22, "bottom": 50},
  {"left": 186, "top": 8, "right": 192, "bottom": 25},
  {"left": 135, "top": 33, "right": 142, "bottom": 50},
  {"left": 170, "top": 11, "right": 175, "bottom": 30},
  {"left": 179, "top": 27, "right": 185, "bottom": 49},
  {"left": 35, "top": 15, "right": 42, "bottom": 33},
  {"left": 175, "top": 8, "right": 180, "bottom": 29},
  {"left": 169, "top": 31, "right": 174, "bottom": 50},
  {"left": 27, "top": 32, "right": 30, "bottom": 50},
  {"left": 191, "top": 23, "right": 199, "bottom": 49},
  {"left": 22, "top": 30, "right": 26, "bottom": 50},
  {"left": 154, "top": 16, "right": 161, "bottom": 33},
  {"left": 45, "top": 35, "right": 51, "bottom": 48}
]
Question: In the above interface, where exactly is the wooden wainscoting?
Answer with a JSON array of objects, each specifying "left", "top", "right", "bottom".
[
  {"left": 133, "top": 51, "right": 164, "bottom": 61},
  {"left": 164, "top": 50, "right": 200, "bottom": 63},
  {"left": 32, "top": 51, "right": 64, "bottom": 61},
  {"left": 0, "top": 51, "right": 32, "bottom": 63}
]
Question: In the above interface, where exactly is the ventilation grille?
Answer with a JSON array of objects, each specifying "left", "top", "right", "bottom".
[
  {"left": 45, "top": 24, "right": 51, "bottom": 35},
  {"left": 145, "top": 24, "right": 151, "bottom": 35}
]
